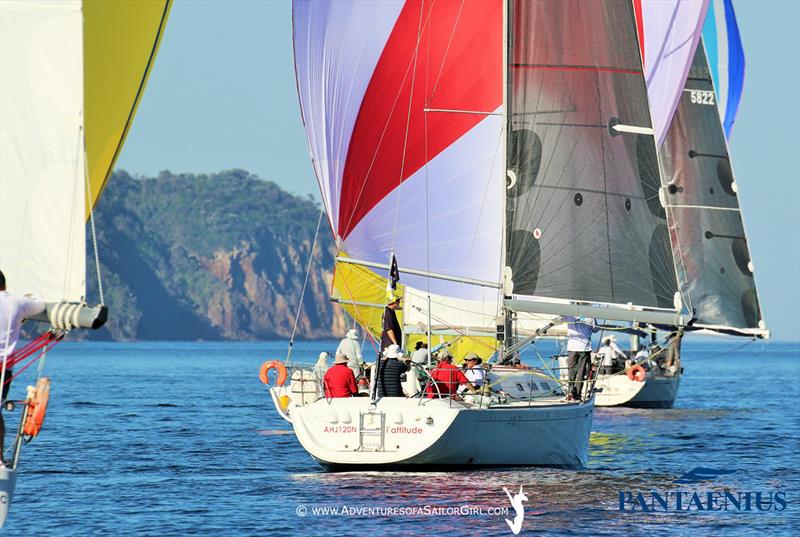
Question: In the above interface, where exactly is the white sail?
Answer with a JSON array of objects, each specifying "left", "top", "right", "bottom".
[{"left": 0, "top": 0, "right": 86, "bottom": 302}]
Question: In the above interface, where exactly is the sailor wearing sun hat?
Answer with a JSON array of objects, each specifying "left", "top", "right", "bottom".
[
  {"left": 460, "top": 352, "right": 486, "bottom": 391},
  {"left": 336, "top": 327, "right": 365, "bottom": 378},
  {"left": 322, "top": 353, "right": 359, "bottom": 398},
  {"left": 597, "top": 334, "right": 625, "bottom": 375}
]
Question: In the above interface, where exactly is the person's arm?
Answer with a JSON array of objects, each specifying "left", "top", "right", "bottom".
[
  {"left": 347, "top": 370, "right": 358, "bottom": 396},
  {"left": 21, "top": 296, "right": 46, "bottom": 318},
  {"left": 456, "top": 370, "right": 478, "bottom": 393},
  {"left": 386, "top": 329, "right": 398, "bottom": 345}
]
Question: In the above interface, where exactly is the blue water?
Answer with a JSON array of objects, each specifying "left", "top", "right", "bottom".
[{"left": 4, "top": 340, "right": 798, "bottom": 536}]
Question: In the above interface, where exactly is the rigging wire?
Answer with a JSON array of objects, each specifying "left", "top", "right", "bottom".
[
  {"left": 84, "top": 133, "right": 104, "bottom": 305},
  {"left": 286, "top": 207, "right": 325, "bottom": 365}
]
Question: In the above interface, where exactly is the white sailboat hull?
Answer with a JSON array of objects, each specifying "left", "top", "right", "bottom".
[
  {"left": 288, "top": 396, "right": 594, "bottom": 469},
  {"left": 595, "top": 374, "right": 680, "bottom": 408},
  {"left": 0, "top": 468, "right": 17, "bottom": 528}
]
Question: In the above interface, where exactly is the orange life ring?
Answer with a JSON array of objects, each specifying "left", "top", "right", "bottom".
[
  {"left": 23, "top": 377, "right": 50, "bottom": 437},
  {"left": 259, "top": 360, "right": 288, "bottom": 386},
  {"left": 627, "top": 364, "right": 647, "bottom": 382}
]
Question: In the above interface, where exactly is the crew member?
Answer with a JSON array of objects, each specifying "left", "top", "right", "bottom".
[
  {"left": 323, "top": 354, "right": 358, "bottom": 398},
  {"left": 0, "top": 270, "right": 46, "bottom": 466}
]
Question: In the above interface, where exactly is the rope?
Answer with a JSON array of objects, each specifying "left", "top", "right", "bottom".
[
  {"left": 286, "top": 207, "right": 324, "bottom": 365},
  {"left": 3, "top": 332, "right": 62, "bottom": 388},
  {"left": 84, "top": 143, "right": 104, "bottom": 304}
]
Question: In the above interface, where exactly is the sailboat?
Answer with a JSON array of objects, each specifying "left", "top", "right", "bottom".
[
  {"left": 0, "top": 0, "right": 170, "bottom": 525},
  {"left": 593, "top": 2, "right": 768, "bottom": 408},
  {"left": 262, "top": 0, "right": 701, "bottom": 469}
]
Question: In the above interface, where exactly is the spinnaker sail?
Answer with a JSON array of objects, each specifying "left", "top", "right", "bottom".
[
  {"left": 702, "top": 0, "right": 745, "bottom": 139},
  {"left": 636, "top": 0, "right": 709, "bottom": 148}
]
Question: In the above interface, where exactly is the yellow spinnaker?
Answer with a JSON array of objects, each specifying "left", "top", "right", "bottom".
[
  {"left": 84, "top": 0, "right": 172, "bottom": 218},
  {"left": 332, "top": 257, "right": 499, "bottom": 362},
  {"left": 332, "top": 260, "right": 403, "bottom": 345}
]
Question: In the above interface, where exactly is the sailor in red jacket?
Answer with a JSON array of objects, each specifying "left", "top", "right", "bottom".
[
  {"left": 323, "top": 354, "right": 358, "bottom": 398},
  {"left": 426, "top": 351, "right": 479, "bottom": 399}
]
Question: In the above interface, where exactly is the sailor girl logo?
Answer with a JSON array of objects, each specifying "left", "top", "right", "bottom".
[{"left": 503, "top": 486, "right": 527, "bottom": 534}]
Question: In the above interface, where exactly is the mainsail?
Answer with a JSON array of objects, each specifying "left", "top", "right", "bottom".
[
  {"left": 659, "top": 41, "right": 767, "bottom": 337},
  {"left": 505, "top": 0, "right": 690, "bottom": 326},
  {"left": 0, "top": 0, "right": 171, "bottom": 303}
]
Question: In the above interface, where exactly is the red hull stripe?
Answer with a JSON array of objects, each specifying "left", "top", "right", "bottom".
[{"left": 338, "top": 0, "right": 502, "bottom": 239}]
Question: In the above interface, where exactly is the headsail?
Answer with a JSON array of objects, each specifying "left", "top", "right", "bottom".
[
  {"left": 1, "top": 0, "right": 86, "bottom": 302},
  {"left": 702, "top": 0, "right": 745, "bottom": 139},
  {"left": 505, "top": 0, "right": 690, "bottom": 326},
  {"left": 659, "top": 41, "right": 766, "bottom": 337},
  {"left": 0, "top": 0, "right": 171, "bottom": 303}
]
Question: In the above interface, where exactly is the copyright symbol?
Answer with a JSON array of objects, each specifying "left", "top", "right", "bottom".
[{"left": 296, "top": 505, "right": 307, "bottom": 517}]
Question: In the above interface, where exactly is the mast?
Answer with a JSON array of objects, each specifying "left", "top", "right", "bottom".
[{"left": 500, "top": 0, "right": 511, "bottom": 361}]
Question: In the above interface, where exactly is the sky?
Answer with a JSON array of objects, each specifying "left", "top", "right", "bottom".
[{"left": 116, "top": 0, "right": 800, "bottom": 341}]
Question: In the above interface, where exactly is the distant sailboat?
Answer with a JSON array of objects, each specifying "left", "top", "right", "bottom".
[
  {"left": 263, "top": 0, "right": 697, "bottom": 469},
  {"left": 593, "top": 3, "right": 767, "bottom": 408},
  {"left": 0, "top": 0, "right": 170, "bottom": 525}
]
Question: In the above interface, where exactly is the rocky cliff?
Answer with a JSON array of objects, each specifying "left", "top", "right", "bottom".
[{"left": 84, "top": 170, "right": 347, "bottom": 340}]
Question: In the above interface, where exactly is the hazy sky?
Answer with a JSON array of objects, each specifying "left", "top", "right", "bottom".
[{"left": 116, "top": 0, "right": 800, "bottom": 341}]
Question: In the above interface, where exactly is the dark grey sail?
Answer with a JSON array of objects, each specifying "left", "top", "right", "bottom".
[
  {"left": 659, "top": 41, "right": 767, "bottom": 337},
  {"left": 505, "top": 0, "right": 686, "bottom": 324}
]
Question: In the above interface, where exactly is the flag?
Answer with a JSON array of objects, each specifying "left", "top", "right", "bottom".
[{"left": 386, "top": 254, "right": 399, "bottom": 301}]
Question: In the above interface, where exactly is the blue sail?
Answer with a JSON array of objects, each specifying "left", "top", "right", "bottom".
[{"left": 702, "top": 0, "right": 745, "bottom": 139}]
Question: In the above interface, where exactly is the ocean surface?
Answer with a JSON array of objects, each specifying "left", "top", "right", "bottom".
[{"left": 3, "top": 339, "right": 798, "bottom": 536}]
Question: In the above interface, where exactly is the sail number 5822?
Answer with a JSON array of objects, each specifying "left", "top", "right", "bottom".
[{"left": 688, "top": 90, "right": 715, "bottom": 106}]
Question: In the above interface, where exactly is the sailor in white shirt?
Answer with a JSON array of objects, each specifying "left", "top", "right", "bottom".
[
  {"left": 597, "top": 335, "right": 626, "bottom": 375},
  {"left": 563, "top": 315, "right": 598, "bottom": 401},
  {"left": 335, "top": 328, "right": 364, "bottom": 378},
  {"left": 458, "top": 353, "right": 486, "bottom": 394},
  {"left": 410, "top": 341, "right": 429, "bottom": 367},
  {"left": 634, "top": 344, "right": 651, "bottom": 362},
  {"left": 0, "top": 270, "right": 46, "bottom": 465}
]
